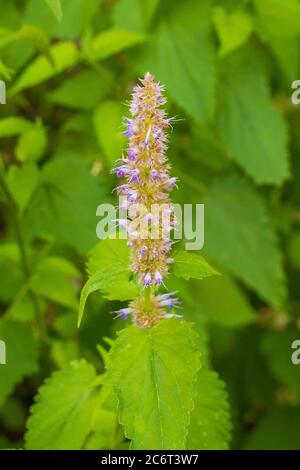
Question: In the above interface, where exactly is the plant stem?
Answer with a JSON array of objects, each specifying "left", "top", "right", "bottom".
[{"left": 0, "top": 170, "right": 47, "bottom": 340}]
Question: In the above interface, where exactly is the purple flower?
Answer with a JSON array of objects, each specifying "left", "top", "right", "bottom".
[
  {"left": 144, "top": 273, "right": 152, "bottom": 286},
  {"left": 114, "top": 307, "right": 132, "bottom": 320}
]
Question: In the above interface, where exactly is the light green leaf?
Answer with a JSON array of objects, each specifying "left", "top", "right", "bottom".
[
  {"left": 203, "top": 174, "right": 286, "bottom": 308},
  {"left": 44, "top": 0, "right": 63, "bottom": 22},
  {"left": 0, "top": 59, "right": 13, "bottom": 80},
  {"left": 140, "top": 0, "right": 216, "bottom": 122},
  {"left": 0, "top": 117, "right": 32, "bottom": 138},
  {"left": 84, "top": 28, "right": 147, "bottom": 62},
  {"left": 107, "top": 319, "right": 201, "bottom": 449},
  {"left": 114, "top": 0, "right": 159, "bottom": 32},
  {"left": 78, "top": 263, "right": 129, "bottom": 327},
  {"left": 87, "top": 238, "right": 130, "bottom": 277},
  {"left": 254, "top": 0, "right": 300, "bottom": 39},
  {"left": 16, "top": 121, "right": 47, "bottom": 162},
  {"left": 25, "top": 360, "right": 102, "bottom": 450},
  {"left": 0, "top": 319, "right": 39, "bottom": 408},
  {"left": 217, "top": 51, "right": 289, "bottom": 185},
  {"left": 93, "top": 100, "right": 126, "bottom": 167},
  {"left": 173, "top": 251, "right": 219, "bottom": 280},
  {"left": 30, "top": 256, "right": 80, "bottom": 309},
  {"left": 6, "top": 163, "right": 39, "bottom": 212},
  {"left": 213, "top": 6, "right": 253, "bottom": 57},
  {"left": 102, "top": 279, "right": 140, "bottom": 302},
  {"left": 10, "top": 41, "right": 79, "bottom": 95},
  {"left": 187, "top": 369, "right": 231, "bottom": 450},
  {"left": 47, "top": 68, "right": 112, "bottom": 110}
]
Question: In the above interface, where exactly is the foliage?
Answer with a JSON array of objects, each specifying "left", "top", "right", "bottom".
[{"left": 0, "top": 0, "right": 300, "bottom": 451}]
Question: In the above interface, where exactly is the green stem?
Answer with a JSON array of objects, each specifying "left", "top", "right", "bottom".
[{"left": 0, "top": 170, "right": 47, "bottom": 340}]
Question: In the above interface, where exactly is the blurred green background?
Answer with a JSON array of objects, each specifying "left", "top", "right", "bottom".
[{"left": 1, "top": 0, "right": 300, "bottom": 450}]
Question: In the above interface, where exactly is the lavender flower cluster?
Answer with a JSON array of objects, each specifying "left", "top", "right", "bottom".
[{"left": 113, "top": 73, "right": 181, "bottom": 327}]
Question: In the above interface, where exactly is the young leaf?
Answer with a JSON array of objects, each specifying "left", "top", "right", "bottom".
[
  {"left": 213, "top": 6, "right": 253, "bottom": 57},
  {"left": 6, "top": 163, "right": 39, "bottom": 213},
  {"left": 44, "top": 0, "right": 63, "bottom": 23},
  {"left": 10, "top": 41, "right": 79, "bottom": 95},
  {"left": 107, "top": 319, "right": 201, "bottom": 450},
  {"left": 203, "top": 174, "right": 286, "bottom": 309},
  {"left": 16, "top": 121, "right": 47, "bottom": 162},
  {"left": 187, "top": 369, "right": 231, "bottom": 450},
  {"left": 0, "top": 319, "right": 39, "bottom": 408},
  {"left": 140, "top": 0, "right": 216, "bottom": 122},
  {"left": 173, "top": 251, "right": 219, "bottom": 280},
  {"left": 0, "top": 117, "right": 32, "bottom": 138},
  {"left": 25, "top": 360, "right": 102, "bottom": 450},
  {"left": 78, "top": 263, "right": 130, "bottom": 327}
]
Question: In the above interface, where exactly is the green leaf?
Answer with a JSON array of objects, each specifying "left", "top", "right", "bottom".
[
  {"left": 102, "top": 279, "right": 140, "bottom": 302},
  {"left": 25, "top": 360, "right": 102, "bottom": 450},
  {"left": 93, "top": 100, "right": 126, "bottom": 167},
  {"left": 16, "top": 121, "right": 47, "bottom": 162},
  {"left": 24, "top": 156, "right": 107, "bottom": 253},
  {"left": 254, "top": 0, "right": 300, "bottom": 39},
  {"left": 0, "top": 319, "right": 39, "bottom": 408},
  {"left": 84, "top": 28, "right": 147, "bottom": 62},
  {"left": 44, "top": 0, "right": 63, "bottom": 23},
  {"left": 30, "top": 256, "right": 80, "bottom": 309},
  {"left": 217, "top": 51, "right": 289, "bottom": 185},
  {"left": 0, "top": 59, "right": 13, "bottom": 80},
  {"left": 114, "top": 0, "right": 159, "bottom": 32},
  {"left": 191, "top": 273, "right": 256, "bottom": 327},
  {"left": 203, "top": 174, "right": 286, "bottom": 308},
  {"left": 213, "top": 6, "right": 253, "bottom": 57},
  {"left": 78, "top": 263, "right": 130, "bottom": 327},
  {"left": 87, "top": 238, "right": 130, "bottom": 277},
  {"left": 140, "top": 0, "right": 216, "bottom": 122},
  {"left": 107, "top": 319, "right": 201, "bottom": 449},
  {"left": 243, "top": 406, "right": 300, "bottom": 450},
  {"left": 10, "top": 41, "right": 79, "bottom": 95},
  {"left": 261, "top": 328, "right": 300, "bottom": 391},
  {"left": 187, "top": 369, "right": 231, "bottom": 450},
  {"left": 173, "top": 251, "right": 219, "bottom": 280},
  {"left": 0, "top": 117, "right": 32, "bottom": 138},
  {"left": 47, "top": 68, "right": 112, "bottom": 110},
  {"left": 6, "top": 163, "right": 39, "bottom": 213}
]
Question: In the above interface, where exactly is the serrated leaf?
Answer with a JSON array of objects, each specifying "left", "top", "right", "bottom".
[
  {"left": 213, "top": 6, "right": 253, "bottom": 57},
  {"left": 87, "top": 239, "right": 130, "bottom": 277},
  {"left": 217, "top": 51, "right": 289, "bottom": 184},
  {"left": 93, "top": 100, "right": 126, "bottom": 167},
  {"left": 203, "top": 174, "right": 286, "bottom": 308},
  {"left": 140, "top": 0, "right": 216, "bottom": 122},
  {"left": 107, "top": 319, "right": 201, "bottom": 450},
  {"left": 44, "top": 0, "right": 63, "bottom": 23},
  {"left": 0, "top": 320, "right": 39, "bottom": 408},
  {"left": 187, "top": 369, "right": 231, "bottom": 450},
  {"left": 173, "top": 251, "right": 219, "bottom": 280},
  {"left": 10, "top": 41, "right": 79, "bottom": 95},
  {"left": 25, "top": 360, "right": 102, "bottom": 450},
  {"left": 23, "top": 156, "right": 107, "bottom": 253},
  {"left": 84, "top": 28, "right": 147, "bottom": 62}
]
